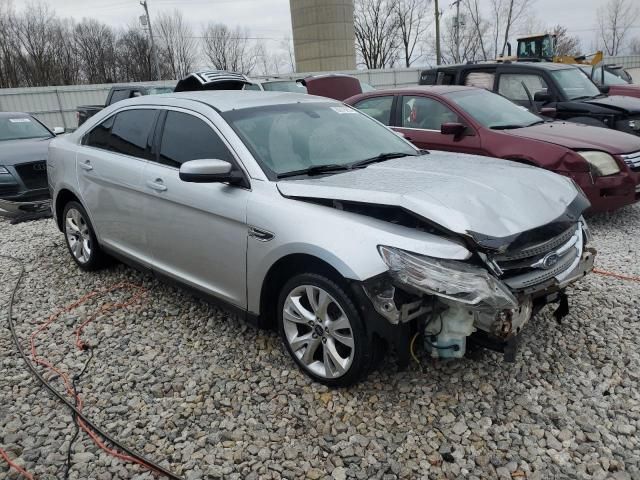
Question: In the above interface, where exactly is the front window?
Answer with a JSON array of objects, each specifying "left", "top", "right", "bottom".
[
  {"left": 446, "top": 89, "right": 542, "bottom": 129},
  {"left": 224, "top": 102, "right": 416, "bottom": 177},
  {"left": 0, "top": 115, "right": 52, "bottom": 141},
  {"left": 400, "top": 96, "right": 460, "bottom": 130},
  {"left": 262, "top": 81, "right": 307, "bottom": 93},
  {"left": 551, "top": 68, "right": 601, "bottom": 100}
]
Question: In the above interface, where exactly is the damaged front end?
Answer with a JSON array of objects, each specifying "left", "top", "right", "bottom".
[{"left": 362, "top": 217, "right": 595, "bottom": 362}]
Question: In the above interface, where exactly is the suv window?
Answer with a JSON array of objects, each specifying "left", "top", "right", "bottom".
[
  {"left": 108, "top": 109, "right": 157, "bottom": 159},
  {"left": 498, "top": 73, "right": 549, "bottom": 102},
  {"left": 158, "top": 111, "right": 234, "bottom": 168},
  {"left": 110, "top": 89, "right": 130, "bottom": 104},
  {"left": 353, "top": 96, "right": 394, "bottom": 125},
  {"left": 401, "top": 96, "right": 459, "bottom": 130}
]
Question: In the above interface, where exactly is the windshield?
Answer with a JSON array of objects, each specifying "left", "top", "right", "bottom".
[
  {"left": 262, "top": 81, "right": 308, "bottom": 93},
  {"left": 0, "top": 115, "right": 52, "bottom": 141},
  {"left": 224, "top": 102, "right": 416, "bottom": 177},
  {"left": 551, "top": 68, "right": 601, "bottom": 100},
  {"left": 445, "top": 89, "right": 542, "bottom": 129},
  {"left": 581, "top": 66, "right": 629, "bottom": 86}
]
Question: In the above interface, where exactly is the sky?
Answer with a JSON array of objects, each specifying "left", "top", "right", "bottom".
[{"left": 11, "top": 0, "right": 635, "bottom": 65}]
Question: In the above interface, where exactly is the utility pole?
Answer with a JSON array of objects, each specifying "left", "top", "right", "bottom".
[
  {"left": 140, "top": 0, "right": 161, "bottom": 81},
  {"left": 434, "top": 0, "right": 441, "bottom": 65},
  {"left": 452, "top": 0, "right": 461, "bottom": 63}
]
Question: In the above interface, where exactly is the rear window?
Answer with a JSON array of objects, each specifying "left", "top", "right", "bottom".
[{"left": 84, "top": 109, "right": 157, "bottom": 160}]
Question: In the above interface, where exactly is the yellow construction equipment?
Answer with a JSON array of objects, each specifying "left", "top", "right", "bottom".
[{"left": 511, "top": 33, "right": 603, "bottom": 66}]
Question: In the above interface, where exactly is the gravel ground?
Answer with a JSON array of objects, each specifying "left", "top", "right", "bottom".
[{"left": 1, "top": 206, "right": 639, "bottom": 480}]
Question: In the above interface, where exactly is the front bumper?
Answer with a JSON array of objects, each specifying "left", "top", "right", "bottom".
[
  {"left": 571, "top": 170, "right": 639, "bottom": 213},
  {"left": 0, "top": 194, "right": 51, "bottom": 218}
]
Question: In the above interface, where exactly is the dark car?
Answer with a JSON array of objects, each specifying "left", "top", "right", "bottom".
[
  {"left": 244, "top": 74, "right": 372, "bottom": 101},
  {"left": 346, "top": 86, "right": 640, "bottom": 213},
  {"left": 0, "top": 112, "right": 62, "bottom": 218},
  {"left": 76, "top": 84, "right": 175, "bottom": 127},
  {"left": 419, "top": 62, "right": 640, "bottom": 136},
  {"left": 578, "top": 65, "right": 640, "bottom": 100}
]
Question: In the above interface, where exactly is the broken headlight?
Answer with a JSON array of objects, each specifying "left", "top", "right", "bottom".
[
  {"left": 378, "top": 246, "right": 518, "bottom": 310},
  {"left": 577, "top": 151, "right": 620, "bottom": 176}
]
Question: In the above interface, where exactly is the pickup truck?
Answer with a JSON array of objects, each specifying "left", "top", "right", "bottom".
[{"left": 76, "top": 84, "right": 173, "bottom": 127}]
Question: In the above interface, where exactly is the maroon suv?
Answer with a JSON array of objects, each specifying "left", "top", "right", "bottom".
[{"left": 346, "top": 86, "right": 640, "bottom": 213}]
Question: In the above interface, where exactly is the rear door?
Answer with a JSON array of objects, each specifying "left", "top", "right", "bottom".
[
  {"left": 393, "top": 95, "right": 482, "bottom": 154},
  {"left": 495, "top": 69, "right": 553, "bottom": 110},
  {"left": 77, "top": 108, "right": 159, "bottom": 263},
  {"left": 143, "top": 108, "right": 250, "bottom": 308}
]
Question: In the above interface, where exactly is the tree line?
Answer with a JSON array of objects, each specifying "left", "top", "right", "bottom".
[
  {"left": 1, "top": 0, "right": 639, "bottom": 88},
  {"left": 354, "top": 0, "right": 640, "bottom": 68},
  {"left": 0, "top": 0, "right": 293, "bottom": 88}
]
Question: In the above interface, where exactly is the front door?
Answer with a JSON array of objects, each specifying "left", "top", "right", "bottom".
[
  {"left": 496, "top": 71, "right": 552, "bottom": 111},
  {"left": 143, "top": 109, "right": 249, "bottom": 308},
  {"left": 77, "top": 108, "right": 158, "bottom": 264},
  {"left": 394, "top": 95, "right": 482, "bottom": 154}
]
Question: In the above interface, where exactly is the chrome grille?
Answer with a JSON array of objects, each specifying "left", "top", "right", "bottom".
[
  {"left": 14, "top": 161, "right": 47, "bottom": 190},
  {"left": 621, "top": 151, "right": 640, "bottom": 172},
  {"left": 492, "top": 224, "right": 582, "bottom": 292}
]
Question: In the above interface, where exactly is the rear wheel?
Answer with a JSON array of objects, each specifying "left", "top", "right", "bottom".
[
  {"left": 62, "top": 201, "right": 107, "bottom": 270},
  {"left": 277, "top": 273, "right": 373, "bottom": 386}
]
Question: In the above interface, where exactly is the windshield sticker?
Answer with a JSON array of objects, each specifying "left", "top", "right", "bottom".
[
  {"left": 9, "top": 118, "right": 31, "bottom": 123},
  {"left": 331, "top": 106, "right": 357, "bottom": 114}
]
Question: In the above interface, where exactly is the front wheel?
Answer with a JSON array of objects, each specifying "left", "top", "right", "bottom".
[{"left": 277, "top": 273, "right": 373, "bottom": 386}]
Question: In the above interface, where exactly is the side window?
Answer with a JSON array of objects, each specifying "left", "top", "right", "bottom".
[
  {"left": 158, "top": 111, "right": 234, "bottom": 168},
  {"left": 108, "top": 109, "right": 157, "bottom": 159},
  {"left": 84, "top": 115, "right": 115, "bottom": 149},
  {"left": 401, "top": 96, "right": 460, "bottom": 130},
  {"left": 498, "top": 73, "right": 548, "bottom": 102},
  {"left": 109, "top": 89, "right": 130, "bottom": 104},
  {"left": 464, "top": 71, "right": 496, "bottom": 90},
  {"left": 353, "top": 96, "right": 394, "bottom": 125}
]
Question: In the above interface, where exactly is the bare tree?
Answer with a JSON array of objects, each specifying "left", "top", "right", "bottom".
[
  {"left": 462, "top": 0, "right": 489, "bottom": 60},
  {"left": 631, "top": 37, "right": 640, "bottom": 55},
  {"left": 117, "top": 25, "right": 153, "bottom": 82},
  {"left": 597, "top": 0, "right": 640, "bottom": 55},
  {"left": 395, "top": 0, "right": 431, "bottom": 67},
  {"left": 155, "top": 10, "right": 196, "bottom": 79},
  {"left": 489, "top": 0, "right": 532, "bottom": 58},
  {"left": 354, "top": 0, "right": 399, "bottom": 69},
  {"left": 0, "top": 0, "right": 21, "bottom": 87},
  {"left": 74, "top": 19, "right": 118, "bottom": 83},
  {"left": 441, "top": 9, "right": 487, "bottom": 64},
  {"left": 552, "top": 24, "right": 581, "bottom": 57},
  {"left": 201, "top": 23, "right": 257, "bottom": 74}
]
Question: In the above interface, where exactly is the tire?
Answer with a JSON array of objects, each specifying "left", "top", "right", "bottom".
[
  {"left": 62, "top": 201, "right": 108, "bottom": 271},
  {"left": 277, "top": 273, "right": 373, "bottom": 387}
]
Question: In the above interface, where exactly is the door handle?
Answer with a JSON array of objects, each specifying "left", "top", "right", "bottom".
[
  {"left": 80, "top": 161, "right": 93, "bottom": 171},
  {"left": 146, "top": 179, "right": 167, "bottom": 192}
]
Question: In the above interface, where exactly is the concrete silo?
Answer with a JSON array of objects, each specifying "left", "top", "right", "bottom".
[{"left": 289, "top": 0, "right": 356, "bottom": 73}]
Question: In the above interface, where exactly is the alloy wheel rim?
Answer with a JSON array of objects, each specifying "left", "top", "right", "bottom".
[
  {"left": 65, "top": 208, "right": 92, "bottom": 264},
  {"left": 282, "top": 285, "right": 355, "bottom": 379}
]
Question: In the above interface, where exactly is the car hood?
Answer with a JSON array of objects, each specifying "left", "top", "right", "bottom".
[
  {"left": 582, "top": 95, "right": 640, "bottom": 114},
  {"left": 277, "top": 153, "right": 581, "bottom": 241},
  {"left": 0, "top": 138, "right": 51, "bottom": 166},
  {"left": 608, "top": 84, "right": 640, "bottom": 98},
  {"left": 504, "top": 121, "right": 640, "bottom": 154}
]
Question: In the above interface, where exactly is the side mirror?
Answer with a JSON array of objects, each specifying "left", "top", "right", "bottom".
[
  {"left": 52, "top": 127, "right": 65, "bottom": 135},
  {"left": 441, "top": 122, "right": 466, "bottom": 137},
  {"left": 179, "top": 159, "right": 242, "bottom": 184},
  {"left": 598, "top": 85, "right": 610, "bottom": 94},
  {"left": 533, "top": 91, "right": 552, "bottom": 103},
  {"left": 539, "top": 107, "right": 557, "bottom": 118}
]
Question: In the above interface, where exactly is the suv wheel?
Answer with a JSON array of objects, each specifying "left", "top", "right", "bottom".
[
  {"left": 278, "top": 273, "right": 373, "bottom": 386},
  {"left": 63, "top": 201, "right": 107, "bottom": 270}
]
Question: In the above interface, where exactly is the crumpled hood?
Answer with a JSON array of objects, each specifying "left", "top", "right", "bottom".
[
  {"left": 505, "top": 121, "right": 640, "bottom": 154},
  {"left": 0, "top": 138, "right": 51, "bottom": 166},
  {"left": 277, "top": 153, "right": 580, "bottom": 240},
  {"left": 583, "top": 95, "right": 640, "bottom": 114}
]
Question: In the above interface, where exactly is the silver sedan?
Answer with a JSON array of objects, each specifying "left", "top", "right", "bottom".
[{"left": 47, "top": 91, "right": 595, "bottom": 386}]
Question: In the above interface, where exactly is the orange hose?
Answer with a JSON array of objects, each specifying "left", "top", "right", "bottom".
[
  {"left": 593, "top": 268, "right": 640, "bottom": 283},
  {"left": 0, "top": 447, "right": 35, "bottom": 480}
]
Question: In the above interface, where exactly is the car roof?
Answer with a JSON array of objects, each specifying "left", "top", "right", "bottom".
[
  {"left": 356, "top": 85, "right": 476, "bottom": 96},
  {"left": 129, "top": 90, "right": 334, "bottom": 112}
]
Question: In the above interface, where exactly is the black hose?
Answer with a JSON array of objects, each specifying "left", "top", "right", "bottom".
[{"left": 1, "top": 253, "right": 184, "bottom": 480}]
